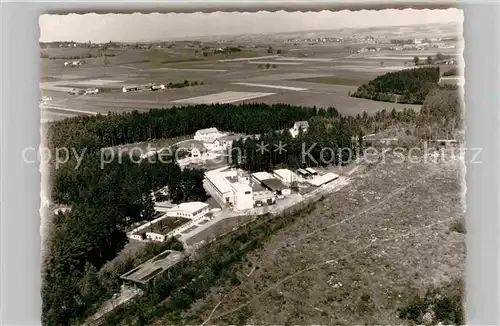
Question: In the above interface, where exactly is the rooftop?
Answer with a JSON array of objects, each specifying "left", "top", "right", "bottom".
[
  {"left": 308, "top": 172, "right": 339, "bottom": 187},
  {"left": 251, "top": 182, "right": 267, "bottom": 192},
  {"left": 230, "top": 182, "right": 252, "bottom": 193},
  {"left": 168, "top": 202, "right": 209, "bottom": 215},
  {"left": 132, "top": 215, "right": 191, "bottom": 236},
  {"left": 204, "top": 168, "right": 239, "bottom": 194},
  {"left": 293, "top": 121, "right": 309, "bottom": 129},
  {"left": 260, "top": 178, "right": 289, "bottom": 191},
  {"left": 273, "top": 168, "right": 303, "bottom": 182},
  {"left": 252, "top": 171, "right": 275, "bottom": 182},
  {"left": 196, "top": 127, "right": 219, "bottom": 135}
]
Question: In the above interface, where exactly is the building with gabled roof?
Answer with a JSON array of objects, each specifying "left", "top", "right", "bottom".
[{"left": 194, "top": 127, "right": 222, "bottom": 143}]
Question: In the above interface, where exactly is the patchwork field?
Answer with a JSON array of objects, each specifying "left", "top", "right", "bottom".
[
  {"left": 292, "top": 76, "right": 371, "bottom": 87},
  {"left": 41, "top": 39, "right": 462, "bottom": 122},
  {"left": 172, "top": 91, "right": 277, "bottom": 105}
]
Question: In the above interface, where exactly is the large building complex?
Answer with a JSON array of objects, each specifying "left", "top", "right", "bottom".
[
  {"left": 166, "top": 202, "right": 209, "bottom": 219},
  {"left": 203, "top": 167, "right": 276, "bottom": 210}
]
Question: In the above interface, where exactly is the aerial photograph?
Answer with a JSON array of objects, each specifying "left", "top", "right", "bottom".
[{"left": 39, "top": 7, "right": 465, "bottom": 326}]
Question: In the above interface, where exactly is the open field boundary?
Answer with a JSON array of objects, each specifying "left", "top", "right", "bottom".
[
  {"left": 172, "top": 91, "right": 276, "bottom": 105},
  {"left": 218, "top": 55, "right": 280, "bottom": 62},
  {"left": 248, "top": 61, "right": 303, "bottom": 65},
  {"left": 40, "top": 104, "right": 100, "bottom": 116},
  {"left": 232, "top": 82, "right": 308, "bottom": 91}
]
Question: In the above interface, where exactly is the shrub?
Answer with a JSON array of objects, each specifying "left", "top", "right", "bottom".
[{"left": 450, "top": 219, "right": 466, "bottom": 234}]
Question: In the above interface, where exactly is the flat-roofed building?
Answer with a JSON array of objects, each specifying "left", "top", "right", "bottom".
[
  {"left": 308, "top": 172, "right": 339, "bottom": 187},
  {"left": 230, "top": 182, "right": 253, "bottom": 210},
  {"left": 208, "top": 133, "right": 246, "bottom": 151},
  {"left": 251, "top": 171, "right": 275, "bottom": 183},
  {"left": 305, "top": 167, "right": 318, "bottom": 175},
  {"left": 166, "top": 202, "right": 209, "bottom": 220},
  {"left": 127, "top": 213, "right": 191, "bottom": 242},
  {"left": 273, "top": 168, "right": 302, "bottom": 184},
  {"left": 203, "top": 167, "right": 238, "bottom": 207},
  {"left": 260, "top": 178, "right": 291, "bottom": 196}
]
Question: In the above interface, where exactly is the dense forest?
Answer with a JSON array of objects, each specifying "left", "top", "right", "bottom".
[
  {"left": 351, "top": 67, "right": 440, "bottom": 104},
  {"left": 46, "top": 103, "right": 325, "bottom": 152},
  {"left": 42, "top": 87, "right": 462, "bottom": 325}
]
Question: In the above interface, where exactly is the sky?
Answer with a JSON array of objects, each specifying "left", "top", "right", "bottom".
[{"left": 39, "top": 9, "right": 463, "bottom": 43}]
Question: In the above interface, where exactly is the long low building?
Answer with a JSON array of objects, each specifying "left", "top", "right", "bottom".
[
  {"left": 273, "top": 168, "right": 303, "bottom": 184},
  {"left": 308, "top": 172, "right": 340, "bottom": 187},
  {"left": 251, "top": 171, "right": 275, "bottom": 183},
  {"left": 166, "top": 202, "right": 209, "bottom": 220}
]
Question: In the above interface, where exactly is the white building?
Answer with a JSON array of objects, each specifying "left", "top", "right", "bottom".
[
  {"left": 204, "top": 167, "right": 238, "bottom": 207},
  {"left": 289, "top": 121, "right": 309, "bottom": 138},
  {"left": 194, "top": 127, "right": 222, "bottom": 143},
  {"left": 122, "top": 86, "right": 140, "bottom": 93},
  {"left": 251, "top": 171, "right": 275, "bottom": 183},
  {"left": 230, "top": 182, "right": 253, "bottom": 210},
  {"left": 308, "top": 172, "right": 339, "bottom": 187},
  {"left": 273, "top": 169, "right": 302, "bottom": 185},
  {"left": 166, "top": 202, "right": 210, "bottom": 220},
  {"left": 204, "top": 167, "right": 275, "bottom": 210},
  {"left": 305, "top": 167, "right": 318, "bottom": 175}
]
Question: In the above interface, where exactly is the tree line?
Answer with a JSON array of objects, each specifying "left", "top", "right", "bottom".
[
  {"left": 46, "top": 103, "right": 321, "bottom": 153},
  {"left": 351, "top": 67, "right": 440, "bottom": 104}
]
